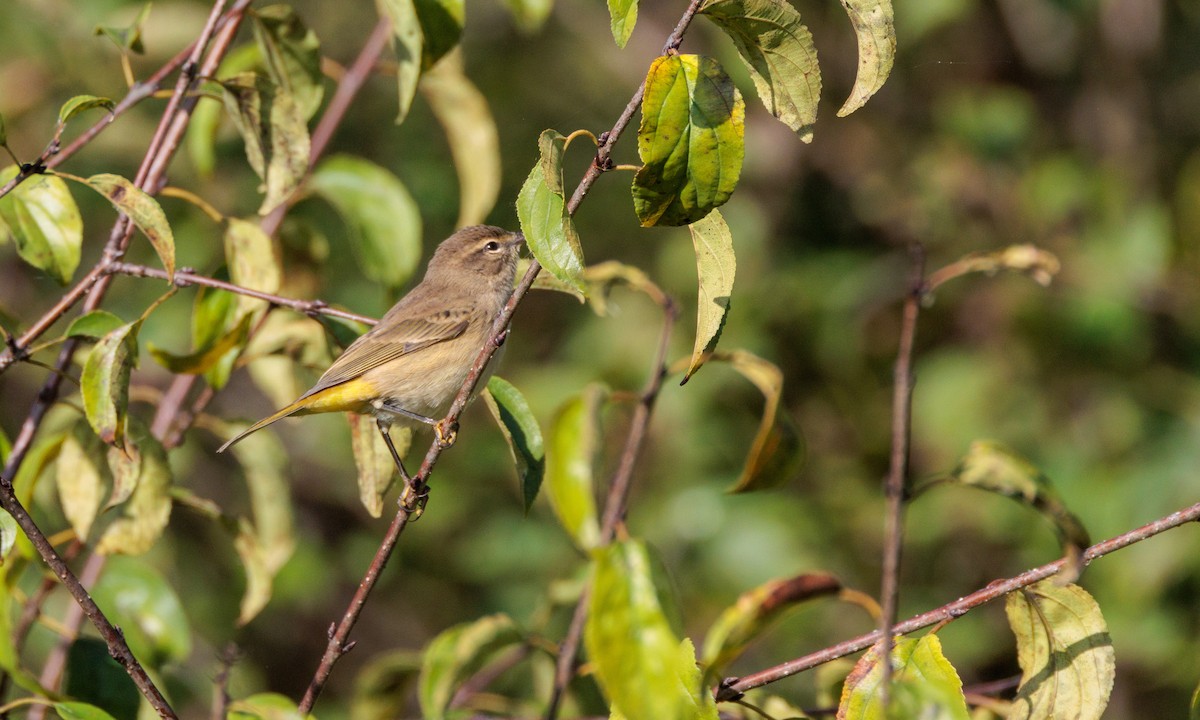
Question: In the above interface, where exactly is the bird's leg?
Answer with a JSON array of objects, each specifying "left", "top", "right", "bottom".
[
  {"left": 378, "top": 402, "right": 438, "bottom": 427},
  {"left": 376, "top": 418, "right": 429, "bottom": 518}
]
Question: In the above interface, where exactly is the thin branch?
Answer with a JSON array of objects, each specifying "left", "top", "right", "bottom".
[{"left": 714, "top": 497, "right": 1200, "bottom": 700}]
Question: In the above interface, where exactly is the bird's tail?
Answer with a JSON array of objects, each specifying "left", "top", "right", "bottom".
[{"left": 216, "top": 400, "right": 307, "bottom": 453}]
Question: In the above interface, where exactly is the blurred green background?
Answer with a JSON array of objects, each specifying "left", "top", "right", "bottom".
[{"left": 1, "top": 0, "right": 1199, "bottom": 716}]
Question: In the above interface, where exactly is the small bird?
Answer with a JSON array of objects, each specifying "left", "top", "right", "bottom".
[{"left": 217, "top": 225, "right": 524, "bottom": 480}]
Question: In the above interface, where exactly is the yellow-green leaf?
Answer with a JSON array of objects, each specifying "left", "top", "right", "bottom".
[
  {"left": 0, "top": 165, "right": 82, "bottom": 284},
  {"left": 700, "top": 0, "right": 821, "bottom": 141},
  {"left": 66, "top": 310, "right": 125, "bottom": 340},
  {"left": 95, "top": 425, "right": 171, "bottom": 555},
  {"left": 309, "top": 155, "right": 422, "bottom": 289},
  {"left": 225, "top": 217, "right": 282, "bottom": 317},
  {"left": 229, "top": 429, "right": 295, "bottom": 625},
  {"left": 684, "top": 208, "right": 735, "bottom": 382},
  {"left": 420, "top": 51, "right": 501, "bottom": 228},
  {"left": 251, "top": 4, "right": 324, "bottom": 120},
  {"left": 93, "top": 3, "right": 152, "bottom": 54},
  {"left": 351, "top": 649, "right": 423, "bottom": 720},
  {"left": 608, "top": 0, "right": 638, "bottom": 48},
  {"left": 58, "top": 95, "right": 115, "bottom": 126},
  {"left": 545, "top": 384, "right": 606, "bottom": 550},
  {"left": 1005, "top": 581, "right": 1115, "bottom": 720},
  {"left": 500, "top": 0, "right": 554, "bottom": 32},
  {"left": 80, "top": 321, "right": 139, "bottom": 448},
  {"left": 348, "top": 413, "right": 407, "bottom": 518},
  {"left": 483, "top": 376, "right": 544, "bottom": 513},
  {"left": 91, "top": 556, "right": 192, "bottom": 667},
  {"left": 836, "top": 0, "right": 895, "bottom": 116},
  {"left": 517, "top": 130, "right": 585, "bottom": 294},
  {"left": 837, "top": 635, "right": 970, "bottom": 720},
  {"left": 187, "top": 45, "right": 261, "bottom": 177},
  {"left": 105, "top": 442, "right": 140, "bottom": 510},
  {"left": 376, "top": 0, "right": 423, "bottom": 123},
  {"left": 56, "top": 421, "right": 110, "bottom": 541},
  {"left": 220, "top": 72, "right": 311, "bottom": 215},
  {"left": 81, "top": 173, "right": 175, "bottom": 281},
  {"left": 418, "top": 614, "right": 523, "bottom": 720},
  {"left": 228, "top": 693, "right": 312, "bottom": 720},
  {"left": 580, "top": 260, "right": 665, "bottom": 315},
  {"left": 414, "top": 0, "right": 464, "bottom": 69},
  {"left": 148, "top": 312, "right": 253, "bottom": 374},
  {"left": 633, "top": 54, "right": 744, "bottom": 227},
  {"left": 54, "top": 702, "right": 119, "bottom": 720}
]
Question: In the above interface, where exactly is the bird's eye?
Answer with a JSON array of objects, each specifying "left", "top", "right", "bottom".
[{"left": 483, "top": 240, "right": 501, "bottom": 252}]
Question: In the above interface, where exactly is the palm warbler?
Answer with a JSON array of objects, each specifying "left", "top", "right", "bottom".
[{"left": 217, "top": 225, "right": 524, "bottom": 463}]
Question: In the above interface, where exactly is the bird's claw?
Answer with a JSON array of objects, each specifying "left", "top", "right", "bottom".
[{"left": 434, "top": 419, "right": 458, "bottom": 448}]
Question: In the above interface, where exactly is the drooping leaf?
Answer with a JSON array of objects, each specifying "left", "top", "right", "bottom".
[
  {"left": 608, "top": 0, "right": 638, "bottom": 47},
  {"left": 80, "top": 321, "right": 139, "bottom": 448},
  {"left": 95, "top": 424, "right": 172, "bottom": 555},
  {"left": 517, "top": 131, "right": 585, "bottom": 295},
  {"left": 499, "top": 0, "right": 554, "bottom": 32},
  {"left": 58, "top": 95, "right": 115, "bottom": 127},
  {"left": 586, "top": 539, "right": 719, "bottom": 720},
  {"left": 148, "top": 312, "right": 253, "bottom": 374},
  {"left": 229, "top": 429, "right": 295, "bottom": 624},
  {"left": 228, "top": 693, "right": 312, "bottom": 720},
  {"left": 420, "top": 51, "right": 501, "bottom": 227},
  {"left": 66, "top": 310, "right": 125, "bottom": 340},
  {"left": 187, "top": 45, "right": 261, "bottom": 177},
  {"left": 93, "top": 3, "right": 152, "bottom": 54},
  {"left": 56, "top": 421, "right": 110, "bottom": 541},
  {"left": 220, "top": 72, "right": 311, "bottom": 215},
  {"left": 545, "top": 384, "right": 607, "bottom": 550},
  {"left": 351, "top": 649, "right": 423, "bottom": 720},
  {"left": 349, "top": 413, "right": 407, "bottom": 518},
  {"left": 837, "top": 635, "right": 970, "bottom": 720},
  {"left": 700, "top": 0, "right": 821, "bottom": 141},
  {"left": 835, "top": 0, "right": 895, "bottom": 116},
  {"left": 483, "top": 376, "right": 544, "bottom": 513},
  {"left": 1005, "top": 581, "right": 1115, "bottom": 720},
  {"left": 580, "top": 260, "right": 666, "bottom": 315},
  {"left": 0, "top": 165, "right": 83, "bottom": 285},
  {"left": 702, "top": 573, "right": 841, "bottom": 678},
  {"left": 251, "top": 4, "right": 325, "bottom": 120},
  {"left": 632, "top": 54, "right": 745, "bottom": 227},
  {"left": 684, "top": 208, "right": 735, "bottom": 382},
  {"left": 376, "top": 0, "right": 423, "bottom": 123},
  {"left": 308, "top": 154, "right": 422, "bottom": 288},
  {"left": 54, "top": 702, "right": 121, "bottom": 720},
  {"left": 414, "top": 0, "right": 465, "bottom": 69},
  {"left": 91, "top": 555, "right": 192, "bottom": 667},
  {"left": 418, "top": 614, "right": 524, "bottom": 720},
  {"left": 79, "top": 173, "right": 175, "bottom": 281},
  {"left": 192, "top": 268, "right": 241, "bottom": 390}
]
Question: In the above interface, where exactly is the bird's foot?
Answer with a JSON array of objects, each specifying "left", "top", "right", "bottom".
[{"left": 434, "top": 419, "right": 458, "bottom": 448}]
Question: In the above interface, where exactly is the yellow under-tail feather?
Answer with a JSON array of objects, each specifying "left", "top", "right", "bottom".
[{"left": 216, "top": 377, "right": 378, "bottom": 453}]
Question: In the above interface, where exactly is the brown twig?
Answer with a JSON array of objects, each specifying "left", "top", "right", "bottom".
[{"left": 713, "top": 498, "right": 1200, "bottom": 700}]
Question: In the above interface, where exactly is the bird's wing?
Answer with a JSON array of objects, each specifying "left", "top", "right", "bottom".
[{"left": 299, "top": 310, "right": 471, "bottom": 399}]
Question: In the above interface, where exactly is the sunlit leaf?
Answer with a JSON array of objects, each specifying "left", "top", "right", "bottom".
[
  {"left": 545, "top": 384, "right": 606, "bottom": 550},
  {"left": 220, "top": 72, "right": 311, "bottom": 215},
  {"left": 56, "top": 421, "right": 110, "bottom": 541},
  {"left": 517, "top": 130, "right": 585, "bottom": 295},
  {"left": 483, "top": 376, "right": 544, "bottom": 513},
  {"left": 836, "top": 0, "right": 895, "bottom": 116},
  {"left": 91, "top": 555, "right": 192, "bottom": 667},
  {"left": 80, "top": 173, "right": 175, "bottom": 281},
  {"left": 1005, "top": 581, "right": 1114, "bottom": 720},
  {"left": 684, "top": 208, "right": 735, "bottom": 382},
  {"left": 499, "top": 0, "right": 554, "bottom": 32},
  {"left": 418, "top": 613, "right": 524, "bottom": 720},
  {"left": 251, "top": 4, "right": 324, "bottom": 120},
  {"left": 586, "top": 539, "right": 718, "bottom": 720},
  {"left": 309, "top": 154, "right": 422, "bottom": 288},
  {"left": 81, "top": 321, "right": 139, "bottom": 448},
  {"left": 608, "top": 0, "right": 638, "bottom": 47},
  {"left": 148, "top": 312, "right": 253, "bottom": 374},
  {"left": 225, "top": 217, "right": 282, "bottom": 317},
  {"left": 702, "top": 573, "right": 841, "bottom": 678},
  {"left": 229, "top": 429, "right": 295, "bottom": 624},
  {"left": 93, "top": 3, "right": 151, "bottom": 54},
  {"left": 228, "top": 693, "right": 312, "bottom": 720},
  {"left": 66, "top": 310, "right": 125, "bottom": 340},
  {"left": 0, "top": 165, "right": 83, "bottom": 285},
  {"left": 420, "top": 51, "right": 501, "bottom": 228},
  {"left": 633, "top": 54, "right": 745, "bottom": 227},
  {"left": 376, "top": 0, "right": 423, "bottom": 123},
  {"left": 838, "top": 635, "right": 970, "bottom": 720},
  {"left": 349, "top": 413, "right": 407, "bottom": 518},
  {"left": 95, "top": 424, "right": 172, "bottom": 555},
  {"left": 192, "top": 269, "right": 241, "bottom": 390},
  {"left": 700, "top": 0, "right": 821, "bottom": 141},
  {"left": 351, "top": 649, "right": 422, "bottom": 720},
  {"left": 58, "top": 95, "right": 115, "bottom": 126},
  {"left": 414, "top": 0, "right": 465, "bottom": 69},
  {"left": 54, "top": 702, "right": 120, "bottom": 720}
]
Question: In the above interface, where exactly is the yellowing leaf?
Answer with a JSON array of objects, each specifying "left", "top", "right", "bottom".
[
  {"left": 81, "top": 173, "right": 175, "bottom": 281},
  {"left": 418, "top": 614, "right": 523, "bottom": 720},
  {"left": 608, "top": 0, "right": 638, "bottom": 48},
  {"left": 229, "top": 429, "right": 295, "bottom": 624},
  {"left": 633, "top": 54, "right": 745, "bottom": 227},
  {"left": 545, "top": 385, "right": 606, "bottom": 550},
  {"left": 81, "top": 321, "right": 139, "bottom": 448},
  {"left": 95, "top": 425, "right": 172, "bottom": 555},
  {"left": 1005, "top": 581, "right": 1115, "bottom": 720},
  {"left": 0, "top": 166, "right": 82, "bottom": 285},
  {"left": 483, "top": 376, "right": 544, "bottom": 513},
  {"left": 684, "top": 208, "right": 735, "bottom": 382},
  {"left": 420, "top": 52, "right": 501, "bottom": 228},
  {"left": 837, "top": 635, "right": 970, "bottom": 720},
  {"left": 220, "top": 72, "right": 311, "bottom": 215},
  {"left": 148, "top": 313, "right": 253, "bottom": 375},
  {"left": 56, "top": 421, "right": 110, "bottom": 541},
  {"left": 700, "top": 0, "right": 821, "bottom": 141},
  {"left": 225, "top": 217, "right": 282, "bottom": 317},
  {"left": 836, "top": 0, "right": 895, "bottom": 116},
  {"left": 517, "top": 131, "right": 586, "bottom": 295},
  {"left": 251, "top": 4, "right": 324, "bottom": 120},
  {"left": 376, "top": 0, "right": 423, "bottom": 123},
  {"left": 348, "top": 413, "right": 406, "bottom": 518}
]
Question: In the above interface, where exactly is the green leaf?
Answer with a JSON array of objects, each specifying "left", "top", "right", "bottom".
[
  {"left": 376, "top": 0, "right": 423, "bottom": 123},
  {"left": 192, "top": 268, "right": 241, "bottom": 390},
  {"left": 545, "top": 384, "right": 606, "bottom": 550},
  {"left": 701, "top": 573, "right": 841, "bottom": 678},
  {"left": 81, "top": 321, "right": 139, "bottom": 448},
  {"left": 1005, "top": 581, "right": 1115, "bottom": 720},
  {"left": 838, "top": 635, "right": 970, "bottom": 720},
  {"left": 91, "top": 555, "right": 192, "bottom": 667},
  {"left": 348, "top": 413, "right": 406, "bottom": 518},
  {"left": 58, "top": 95, "right": 115, "bottom": 126},
  {"left": 225, "top": 217, "right": 282, "bottom": 316},
  {"left": 683, "top": 208, "right": 735, "bottom": 382},
  {"left": 608, "top": 0, "right": 638, "bottom": 48},
  {"left": 66, "top": 310, "right": 125, "bottom": 340},
  {"left": 187, "top": 45, "right": 261, "bottom": 177},
  {"left": 700, "top": 0, "right": 821, "bottom": 141},
  {"left": 148, "top": 312, "right": 253, "bottom": 374},
  {"left": 0, "top": 165, "right": 83, "bottom": 285},
  {"left": 632, "top": 54, "right": 745, "bottom": 227},
  {"left": 351, "top": 649, "right": 423, "bottom": 720},
  {"left": 63, "top": 640, "right": 138, "bottom": 719},
  {"left": 586, "top": 539, "right": 718, "bottom": 720},
  {"left": 308, "top": 154, "right": 422, "bottom": 288},
  {"left": 517, "top": 130, "right": 585, "bottom": 295},
  {"left": 105, "top": 441, "right": 140, "bottom": 510},
  {"left": 251, "top": 4, "right": 325, "bottom": 120},
  {"left": 93, "top": 3, "right": 152, "bottom": 54},
  {"left": 418, "top": 613, "right": 524, "bottom": 720},
  {"left": 219, "top": 72, "right": 311, "bottom": 215},
  {"left": 420, "top": 51, "right": 501, "bottom": 228},
  {"left": 79, "top": 173, "right": 175, "bottom": 281},
  {"left": 414, "top": 0, "right": 465, "bottom": 69},
  {"left": 56, "top": 421, "right": 110, "bottom": 541},
  {"left": 483, "top": 376, "right": 544, "bottom": 513},
  {"left": 95, "top": 424, "right": 172, "bottom": 555},
  {"left": 835, "top": 0, "right": 895, "bottom": 116},
  {"left": 229, "top": 430, "right": 295, "bottom": 624},
  {"left": 54, "top": 701, "right": 121, "bottom": 720},
  {"left": 228, "top": 693, "right": 312, "bottom": 720},
  {"left": 499, "top": 0, "right": 554, "bottom": 32}
]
